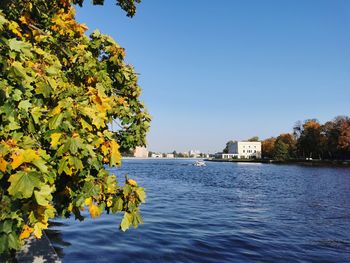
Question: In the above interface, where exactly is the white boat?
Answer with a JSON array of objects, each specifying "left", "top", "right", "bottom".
[{"left": 193, "top": 160, "right": 206, "bottom": 167}]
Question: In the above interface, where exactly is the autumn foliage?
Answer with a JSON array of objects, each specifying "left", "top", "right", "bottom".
[
  {"left": 262, "top": 116, "right": 350, "bottom": 160},
  {"left": 0, "top": 0, "right": 150, "bottom": 254}
]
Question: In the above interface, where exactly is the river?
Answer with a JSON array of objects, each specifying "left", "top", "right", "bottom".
[{"left": 48, "top": 159, "right": 350, "bottom": 262}]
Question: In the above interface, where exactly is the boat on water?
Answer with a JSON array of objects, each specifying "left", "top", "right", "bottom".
[{"left": 193, "top": 160, "right": 206, "bottom": 167}]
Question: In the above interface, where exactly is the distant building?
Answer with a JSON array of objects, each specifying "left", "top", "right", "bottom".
[
  {"left": 151, "top": 153, "right": 162, "bottom": 158},
  {"left": 166, "top": 153, "right": 175, "bottom": 158},
  {"left": 228, "top": 141, "right": 261, "bottom": 159},
  {"left": 181, "top": 152, "right": 189, "bottom": 158},
  {"left": 215, "top": 153, "right": 237, "bottom": 159},
  {"left": 133, "top": 146, "right": 149, "bottom": 158},
  {"left": 189, "top": 150, "right": 201, "bottom": 158}
]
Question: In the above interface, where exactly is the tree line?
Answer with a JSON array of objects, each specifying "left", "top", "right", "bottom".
[{"left": 262, "top": 116, "right": 350, "bottom": 160}]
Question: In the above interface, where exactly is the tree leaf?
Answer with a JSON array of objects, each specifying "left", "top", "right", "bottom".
[
  {"left": 0, "top": 158, "right": 8, "bottom": 172},
  {"left": 19, "top": 225, "right": 33, "bottom": 240},
  {"left": 18, "top": 100, "right": 32, "bottom": 111},
  {"left": 8, "top": 232, "right": 21, "bottom": 250},
  {"left": 0, "top": 234, "right": 8, "bottom": 254},
  {"left": 0, "top": 220, "right": 12, "bottom": 234},
  {"left": 109, "top": 140, "right": 121, "bottom": 166},
  {"left": 89, "top": 204, "right": 100, "bottom": 218},
  {"left": 8, "top": 171, "right": 41, "bottom": 198},
  {"left": 112, "top": 197, "right": 123, "bottom": 213},
  {"left": 120, "top": 212, "right": 132, "bottom": 231},
  {"left": 50, "top": 133, "right": 62, "bottom": 148},
  {"left": 135, "top": 188, "right": 146, "bottom": 203},
  {"left": 34, "top": 184, "right": 53, "bottom": 206}
]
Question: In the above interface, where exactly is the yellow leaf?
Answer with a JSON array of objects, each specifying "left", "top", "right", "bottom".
[
  {"left": 127, "top": 179, "right": 138, "bottom": 187},
  {"left": 11, "top": 149, "right": 40, "bottom": 169},
  {"left": 33, "top": 222, "right": 48, "bottom": 239},
  {"left": 68, "top": 203, "right": 73, "bottom": 212},
  {"left": 117, "top": 97, "right": 125, "bottom": 104},
  {"left": 84, "top": 197, "right": 92, "bottom": 206},
  {"left": 94, "top": 137, "right": 104, "bottom": 147},
  {"left": 50, "top": 105, "right": 61, "bottom": 116},
  {"left": 89, "top": 204, "right": 100, "bottom": 218},
  {"left": 109, "top": 140, "right": 121, "bottom": 166},
  {"left": 19, "top": 225, "right": 34, "bottom": 240},
  {"left": 101, "top": 144, "right": 109, "bottom": 156},
  {"left": 0, "top": 158, "right": 8, "bottom": 172},
  {"left": 23, "top": 149, "right": 40, "bottom": 163},
  {"left": 80, "top": 118, "right": 92, "bottom": 131},
  {"left": 19, "top": 15, "right": 30, "bottom": 25},
  {"left": 11, "top": 150, "right": 24, "bottom": 169},
  {"left": 50, "top": 133, "right": 62, "bottom": 148},
  {"left": 8, "top": 21, "right": 22, "bottom": 37},
  {"left": 107, "top": 197, "right": 113, "bottom": 208}
]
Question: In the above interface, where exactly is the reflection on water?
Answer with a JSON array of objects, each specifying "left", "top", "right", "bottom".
[{"left": 48, "top": 160, "right": 350, "bottom": 262}]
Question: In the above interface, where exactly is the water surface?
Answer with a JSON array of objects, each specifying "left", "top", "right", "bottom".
[{"left": 48, "top": 159, "right": 350, "bottom": 262}]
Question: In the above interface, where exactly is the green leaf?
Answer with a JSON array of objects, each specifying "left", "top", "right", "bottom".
[
  {"left": 0, "top": 13, "right": 7, "bottom": 31},
  {"left": 0, "top": 220, "right": 13, "bottom": 234},
  {"left": 12, "top": 89, "right": 22, "bottom": 101},
  {"left": 34, "top": 184, "right": 53, "bottom": 206},
  {"left": 48, "top": 113, "right": 64, "bottom": 129},
  {"left": 10, "top": 61, "right": 27, "bottom": 79},
  {"left": 135, "top": 188, "right": 146, "bottom": 203},
  {"left": 8, "top": 171, "right": 41, "bottom": 198},
  {"left": 69, "top": 138, "right": 79, "bottom": 154},
  {"left": 112, "top": 197, "right": 123, "bottom": 213},
  {"left": 32, "top": 158, "right": 49, "bottom": 173},
  {"left": 18, "top": 100, "right": 32, "bottom": 111},
  {"left": 31, "top": 107, "right": 42, "bottom": 124},
  {"left": 58, "top": 157, "right": 68, "bottom": 175},
  {"left": 123, "top": 184, "right": 131, "bottom": 197},
  {"left": 120, "top": 212, "right": 132, "bottom": 231},
  {"left": 8, "top": 39, "right": 32, "bottom": 57},
  {"left": 8, "top": 232, "right": 21, "bottom": 250},
  {"left": 0, "top": 234, "right": 8, "bottom": 254},
  {"left": 72, "top": 157, "right": 83, "bottom": 171},
  {"left": 82, "top": 181, "right": 101, "bottom": 198}
]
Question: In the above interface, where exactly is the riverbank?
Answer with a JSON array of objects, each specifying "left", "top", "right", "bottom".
[{"left": 206, "top": 158, "right": 350, "bottom": 167}]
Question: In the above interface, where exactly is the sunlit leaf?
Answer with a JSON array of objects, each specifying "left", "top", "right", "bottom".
[{"left": 8, "top": 171, "right": 41, "bottom": 198}]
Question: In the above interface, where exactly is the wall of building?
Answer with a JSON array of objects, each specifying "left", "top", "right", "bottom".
[
  {"left": 133, "top": 146, "right": 149, "bottom": 158},
  {"left": 228, "top": 141, "right": 261, "bottom": 159}
]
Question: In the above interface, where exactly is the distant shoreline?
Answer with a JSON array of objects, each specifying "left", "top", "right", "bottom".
[
  {"left": 122, "top": 157, "right": 204, "bottom": 160},
  {"left": 206, "top": 158, "right": 350, "bottom": 167}
]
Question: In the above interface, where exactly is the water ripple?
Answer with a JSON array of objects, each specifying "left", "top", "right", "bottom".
[{"left": 48, "top": 160, "right": 350, "bottom": 262}]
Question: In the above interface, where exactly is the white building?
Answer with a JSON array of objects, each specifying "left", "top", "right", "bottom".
[
  {"left": 133, "top": 146, "right": 148, "bottom": 158},
  {"left": 189, "top": 150, "right": 201, "bottom": 158},
  {"left": 228, "top": 141, "right": 261, "bottom": 159},
  {"left": 215, "top": 153, "right": 237, "bottom": 159},
  {"left": 151, "top": 153, "right": 162, "bottom": 158},
  {"left": 166, "top": 153, "right": 175, "bottom": 158}
]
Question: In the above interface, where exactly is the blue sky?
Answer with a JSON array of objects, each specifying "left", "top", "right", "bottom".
[{"left": 76, "top": 0, "right": 350, "bottom": 153}]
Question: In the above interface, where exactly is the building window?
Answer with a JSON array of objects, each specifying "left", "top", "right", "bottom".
[{"left": 243, "top": 150, "right": 245, "bottom": 153}]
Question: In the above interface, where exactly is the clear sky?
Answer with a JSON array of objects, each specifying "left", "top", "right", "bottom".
[{"left": 75, "top": 0, "right": 350, "bottom": 153}]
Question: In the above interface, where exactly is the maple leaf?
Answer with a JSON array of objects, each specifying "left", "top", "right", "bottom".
[
  {"left": 11, "top": 149, "right": 40, "bottom": 169},
  {"left": 89, "top": 204, "right": 101, "bottom": 218},
  {"left": 84, "top": 197, "right": 92, "bottom": 206},
  {"left": 127, "top": 178, "right": 137, "bottom": 187},
  {"left": 0, "top": 157, "right": 8, "bottom": 172},
  {"left": 33, "top": 222, "right": 48, "bottom": 239},
  {"left": 109, "top": 140, "right": 121, "bottom": 166},
  {"left": 50, "top": 133, "right": 62, "bottom": 148},
  {"left": 8, "top": 171, "right": 41, "bottom": 198},
  {"left": 19, "top": 225, "right": 34, "bottom": 240}
]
